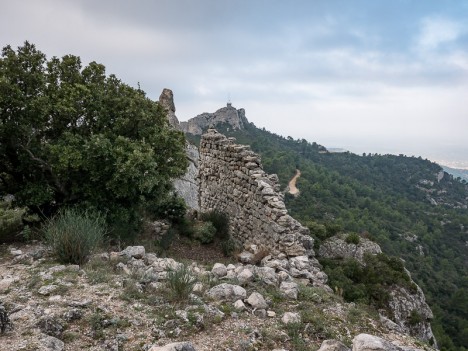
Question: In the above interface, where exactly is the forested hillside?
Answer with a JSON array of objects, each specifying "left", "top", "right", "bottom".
[{"left": 188, "top": 122, "right": 468, "bottom": 350}]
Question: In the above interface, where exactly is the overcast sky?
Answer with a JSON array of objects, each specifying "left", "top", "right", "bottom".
[{"left": 2, "top": 0, "right": 468, "bottom": 167}]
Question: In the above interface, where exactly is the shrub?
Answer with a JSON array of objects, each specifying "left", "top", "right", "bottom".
[
  {"left": 221, "top": 236, "right": 237, "bottom": 257},
  {"left": 0, "top": 201, "right": 25, "bottom": 243},
  {"left": 157, "top": 227, "right": 176, "bottom": 253},
  {"left": 43, "top": 208, "right": 106, "bottom": 265},
  {"left": 200, "top": 211, "right": 229, "bottom": 240},
  {"left": 345, "top": 233, "right": 360, "bottom": 245},
  {"left": 408, "top": 309, "right": 423, "bottom": 326},
  {"left": 166, "top": 264, "right": 197, "bottom": 302},
  {"left": 194, "top": 222, "right": 216, "bottom": 244}
]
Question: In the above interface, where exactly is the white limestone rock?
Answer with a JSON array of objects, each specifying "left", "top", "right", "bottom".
[
  {"left": 205, "top": 283, "right": 246, "bottom": 302},
  {"left": 352, "top": 334, "right": 402, "bottom": 351},
  {"left": 211, "top": 263, "right": 227, "bottom": 278},
  {"left": 282, "top": 312, "right": 301, "bottom": 324},
  {"left": 121, "top": 246, "right": 145, "bottom": 259},
  {"left": 318, "top": 340, "right": 351, "bottom": 351},
  {"left": 246, "top": 292, "right": 268, "bottom": 309},
  {"left": 280, "top": 281, "right": 299, "bottom": 299}
]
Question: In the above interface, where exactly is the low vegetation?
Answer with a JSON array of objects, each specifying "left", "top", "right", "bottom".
[{"left": 43, "top": 208, "right": 106, "bottom": 265}]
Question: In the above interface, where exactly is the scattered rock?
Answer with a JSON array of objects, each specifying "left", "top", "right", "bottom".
[
  {"left": 10, "top": 249, "right": 22, "bottom": 256},
  {"left": 211, "top": 263, "right": 227, "bottom": 278},
  {"left": 38, "top": 285, "right": 60, "bottom": 296},
  {"left": 121, "top": 246, "right": 145, "bottom": 259},
  {"left": 39, "top": 334, "right": 65, "bottom": 351},
  {"left": 233, "top": 299, "right": 246, "bottom": 311},
  {"left": 149, "top": 341, "right": 196, "bottom": 351},
  {"left": 238, "top": 251, "right": 254, "bottom": 264},
  {"left": 246, "top": 292, "right": 268, "bottom": 309},
  {"left": 116, "top": 262, "right": 132, "bottom": 275},
  {"left": 253, "top": 309, "right": 267, "bottom": 318},
  {"left": 318, "top": 339, "right": 351, "bottom": 351},
  {"left": 0, "top": 277, "right": 17, "bottom": 293},
  {"left": 205, "top": 283, "right": 246, "bottom": 302},
  {"left": 352, "top": 334, "right": 402, "bottom": 351},
  {"left": 237, "top": 268, "right": 254, "bottom": 284},
  {"left": 267, "top": 310, "right": 276, "bottom": 317},
  {"left": 62, "top": 308, "right": 83, "bottom": 322},
  {"left": 279, "top": 281, "right": 299, "bottom": 299},
  {"left": 281, "top": 312, "right": 301, "bottom": 324},
  {"left": 255, "top": 267, "right": 278, "bottom": 286},
  {"left": 37, "top": 315, "right": 65, "bottom": 337}
]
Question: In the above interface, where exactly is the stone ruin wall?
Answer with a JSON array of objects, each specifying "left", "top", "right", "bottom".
[{"left": 199, "top": 129, "right": 314, "bottom": 257}]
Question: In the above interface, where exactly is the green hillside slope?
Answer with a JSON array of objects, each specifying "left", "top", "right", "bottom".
[{"left": 188, "top": 122, "right": 468, "bottom": 350}]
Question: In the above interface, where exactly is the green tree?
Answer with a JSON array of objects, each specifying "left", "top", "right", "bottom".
[{"left": 0, "top": 42, "right": 187, "bottom": 235}]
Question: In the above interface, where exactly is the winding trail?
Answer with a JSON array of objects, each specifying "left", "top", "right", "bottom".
[{"left": 288, "top": 169, "right": 301, "bottom": 195}]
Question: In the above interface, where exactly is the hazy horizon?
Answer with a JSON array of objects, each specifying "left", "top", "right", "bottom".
[
  {"left": 2, "top": 0, "right": 467, "bottom": 168},
  {"left": 177, "top": 100, "right": 468, "bottom": 169}
]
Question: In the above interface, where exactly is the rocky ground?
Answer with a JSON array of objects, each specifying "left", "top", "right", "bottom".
[{"left": 0, "top": 241, "right": 435, "bottom": 351}]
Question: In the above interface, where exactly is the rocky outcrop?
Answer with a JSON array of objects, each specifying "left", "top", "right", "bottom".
[
  {"left": 173, "top": 143, "right": 199, "bottom": 210},
  {"left": 388, "top": 284, "right": 436, "bottom": 347},
  {"left": 318, "top": 235, "right": 436, "bottom": 346},
  {"left": 180, "top": 103, "right": 248, "bottom": 135},
  {"left": 159, "top": 88, "right": 180, "bottom": 129},
  {"left": 199, "top": 129, "right": 313, "bottom": 258},
  {"left": 159, "top": 89, "right": 199, "bottom": 210},
  {"left": 318, "top": 235, "right": 382, "bottom": 264}
]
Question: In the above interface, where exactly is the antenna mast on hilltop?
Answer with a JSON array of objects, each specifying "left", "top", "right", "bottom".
[{"left": 227, "top": 93, "right": 232, "bottom": 107}]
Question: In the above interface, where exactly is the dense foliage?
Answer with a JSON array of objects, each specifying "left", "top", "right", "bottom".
[
  {"left": 0, "top": 42, "right": 187, "bottom": 237},
  {"left": 322, "top": 253, "right": 416, "bottom": 310},
  {"left": 196, "top": 121, "right": 468, "bottom": 350}
]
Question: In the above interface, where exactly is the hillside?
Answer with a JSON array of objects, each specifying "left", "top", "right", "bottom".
[
  {"left": 183, "top": 107, "right": 468, "bottom": 351},
  {"left": 442, "top": 166, "right": 468, "bottom": 182}
]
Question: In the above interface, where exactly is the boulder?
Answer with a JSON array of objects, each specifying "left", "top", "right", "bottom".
[
  {"left": 281, "top": 312, "right": 301, "bottom": 324},
  {"left": 39, "top": 334, "right": 65, "bottom": 351},
  {"left": 237, "top": 268, "right": 254, "bottom": 284},
  {"left": 211, "top": 263, "right": 227, "bottom": 278},
  {"left": 352, "top": 334, "right": 402, "bottom": 351},
  {"left": 121, "top": 246, "right": 145, "bottom": 259},
  {"left": 318, "top": 340, "right": 351, "bottom": 351},
  {"left": 279, "top": 281, "right": 299, "bottom": 299},
  {"left": 233, "top": 299, "right": 246, "bottom": 311},
  {"left": 246, "top": 292, "right": 268, "bottom": 309},
  {"left": 205, "top": 283, "right": 246, "bottom": 302}
]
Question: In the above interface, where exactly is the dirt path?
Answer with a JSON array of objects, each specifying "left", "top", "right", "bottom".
[{"left": 288, "top": 169, "right": 301, "bottom": 195}]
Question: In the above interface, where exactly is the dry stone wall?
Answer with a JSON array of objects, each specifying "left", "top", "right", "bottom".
[{"left": 199, "top": 129, "right": 313, "bottom": 257}]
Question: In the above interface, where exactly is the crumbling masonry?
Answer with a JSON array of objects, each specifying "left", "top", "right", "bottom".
[{"left": 199, "top": 129, "right": 313, "bottom": 257}]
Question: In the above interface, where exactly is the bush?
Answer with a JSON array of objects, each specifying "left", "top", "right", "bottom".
[
  {"left": 194, "top": 222, "right": 216, "bottom": 244},
  {"left": 166, "top": 264, "right": 197, "bottom": 302},
  {"left": 345, "top": 233, "right": 360, "bottom": 245},
  {"left": 200, "top": 211, "right": 229, "bottom": 240},
  {"left": 408, "top": 309, "right": 423, "bottom": 326},
  {"left": 221, "top": 236, "right": 237, "bottom": 257},
  {"left": 0, "top": 201, "right": 25, "bottom": 243},
  {"left": 157, "top": 227, "right": 176, "bottom": 253},
  {"left": 44, "top": 208, "right": 106, "bottom": 265}
]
